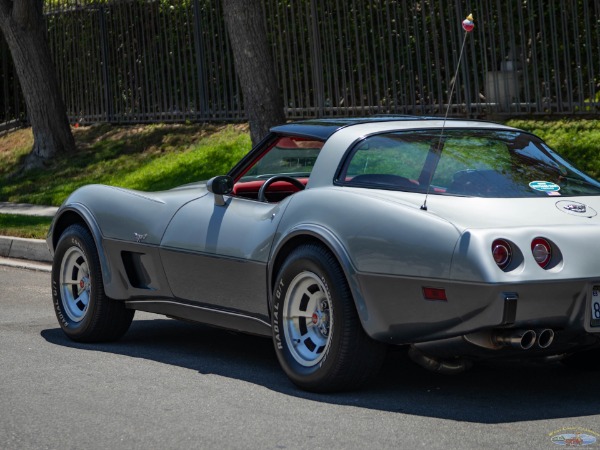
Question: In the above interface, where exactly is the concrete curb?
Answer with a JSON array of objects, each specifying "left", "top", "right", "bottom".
[
  {"left": 0, "top": 202, "right": 56, "bottom": 269},
  {"left": 0, "top": 235, "right": 52, "bottom": 263}
]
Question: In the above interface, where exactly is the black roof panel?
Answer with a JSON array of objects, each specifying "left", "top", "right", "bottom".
[{"left": 270, "top": 115, "right": 445, "bottom": 141}]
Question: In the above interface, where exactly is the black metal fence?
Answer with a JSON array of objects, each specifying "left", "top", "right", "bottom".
[
  {"left": 1, "top": 0, "right": 599, "bottom": 125},
  {"left": 0, "top": 39, "right": 26, "bottom": 125},
  {"left": 44, "top": 0, "right": 243, "bottom": 123}
]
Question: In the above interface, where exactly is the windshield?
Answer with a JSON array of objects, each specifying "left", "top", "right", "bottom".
[
  {"left": 339, "top": 129, "right": 600, "bottom": 198},
  {"left": 240, "top": 137, "right": 324, "bottom": 181}
]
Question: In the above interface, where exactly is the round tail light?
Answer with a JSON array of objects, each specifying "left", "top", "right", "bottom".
[
  {"left": 492, "top": 239, "right": 512, "bottom": 269},
  {"left": 531, "top": 237, "right": 552, "bottom": 268}
]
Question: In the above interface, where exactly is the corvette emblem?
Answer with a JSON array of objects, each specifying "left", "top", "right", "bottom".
[
  {"left": 563, "top": 203, "right": 586, "bottom": 213},
  {"left": 555, "top": 200, "right": 597, "bottom": 218},
  {"left": 134, "top": 233, "right": 148, "bottom": 243}
]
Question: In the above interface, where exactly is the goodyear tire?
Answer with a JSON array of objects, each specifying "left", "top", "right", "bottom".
[
  {"left": 52, "top": 224, "right": 134, "bottom": 342},
  {"left": 272, "top": 244, "right": 386, "bottom": 392}
]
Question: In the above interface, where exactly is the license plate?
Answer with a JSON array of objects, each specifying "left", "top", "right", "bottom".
[{"left": 592, "top": 287, "right": 600, "bottom": 327}]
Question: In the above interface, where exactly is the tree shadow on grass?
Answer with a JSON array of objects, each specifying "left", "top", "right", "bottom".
[{"left": 41, "top": 317, "right": 600, "bottom": 424}]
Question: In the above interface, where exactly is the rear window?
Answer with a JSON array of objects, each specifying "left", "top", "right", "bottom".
[{"left": 338, "top": 129, "right": 600, "bottom": 198}]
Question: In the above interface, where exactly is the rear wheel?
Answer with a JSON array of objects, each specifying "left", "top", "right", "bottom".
[
  {"left": 52, "top": 224, "right": 134, "bottom": 342},
  {"left": 271, "top": 244, "right": 386, "bottom": 392}
]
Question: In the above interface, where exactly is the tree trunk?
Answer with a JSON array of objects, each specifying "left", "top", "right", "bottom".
[
  {"left": 222, "top": 0, "right": 286, "bottom": 146},
  {"left": 0, "top": 1, "right": 75, "bottom": 170}
]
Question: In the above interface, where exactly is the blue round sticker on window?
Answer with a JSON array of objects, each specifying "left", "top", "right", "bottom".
[{"left": 529, "top": 180, "right": 560, "bottom": 192}]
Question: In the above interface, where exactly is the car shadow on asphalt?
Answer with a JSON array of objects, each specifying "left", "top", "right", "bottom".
[{"left": 41, "top": 317, "right": 600, "bottom": 424}]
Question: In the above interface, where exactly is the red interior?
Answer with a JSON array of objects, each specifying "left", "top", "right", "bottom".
[{"left": 233, "top": 178, "right": 309, "bottom": 197}]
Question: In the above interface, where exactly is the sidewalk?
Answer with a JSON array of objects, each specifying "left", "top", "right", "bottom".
[
  {"left": 0, "top": 202, "right": 58, "bottom": 217},
  {"left": 0, "top": 202, "right": 57, "bottom": 271}
]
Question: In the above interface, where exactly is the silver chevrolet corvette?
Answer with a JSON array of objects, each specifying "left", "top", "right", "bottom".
[{"left": 48, "top": 117, "right": 600, "bottom": 392}]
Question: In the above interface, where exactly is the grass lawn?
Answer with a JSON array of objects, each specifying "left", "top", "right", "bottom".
[
  {"left": 1, "top": 118, "right": 599, "bottom": 240},
  {"left": 0, "top": 214, "right": 53, "bottom": 239},
  {"left": 0, "top": 123, "right": 251, "bottom": 206}
]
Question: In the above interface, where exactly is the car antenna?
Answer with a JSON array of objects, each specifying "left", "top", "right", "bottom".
[{"left": 421, "top": 13, "right": 475, "bottom": 211}]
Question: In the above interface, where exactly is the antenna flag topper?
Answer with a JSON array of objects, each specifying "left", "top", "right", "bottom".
[{"left": 462, "top": 14, "right": 474, "bottom": 32}]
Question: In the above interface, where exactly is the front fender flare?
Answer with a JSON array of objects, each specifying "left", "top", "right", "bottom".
[{"left": 49, "top": 203, "right": 116, "bottom": 297}]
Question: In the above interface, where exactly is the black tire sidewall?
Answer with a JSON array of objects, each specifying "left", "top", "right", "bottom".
[
  {"left": 51, "top": 225, "right": 100, "bottom": 339},
  {"left": 272, "top": 246, "right": 347, "bottom": 388}
]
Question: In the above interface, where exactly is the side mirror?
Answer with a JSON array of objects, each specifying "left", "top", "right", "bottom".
[{"left": 207, "top": 176, "right": 234, "bottom": 206}]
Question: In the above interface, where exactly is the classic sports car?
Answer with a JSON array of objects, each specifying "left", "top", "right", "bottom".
[{"left": 48, "top": 116, "right": 600, "bottom": 392}]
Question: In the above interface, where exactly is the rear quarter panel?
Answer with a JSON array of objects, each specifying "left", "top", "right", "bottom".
[
  {"left": 276, "top": 186, "right": 462, "bottom": 279},
  {"left": 273, "top": 186, "right": 463, "bottom": 341}
]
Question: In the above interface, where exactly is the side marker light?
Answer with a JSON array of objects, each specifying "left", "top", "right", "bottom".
[{"left": 423, "top": 287, "right": 447, "bottom": 301}]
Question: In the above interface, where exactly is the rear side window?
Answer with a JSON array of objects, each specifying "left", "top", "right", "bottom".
[{"left": 340, "top": 133, "right": 430, "bottom": 191}]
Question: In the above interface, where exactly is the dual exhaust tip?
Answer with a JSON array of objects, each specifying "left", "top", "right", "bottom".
[{"left": 494, "top": 328, "right": 554, "bottom": 350}]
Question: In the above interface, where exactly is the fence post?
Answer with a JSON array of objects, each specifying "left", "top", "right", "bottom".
[
  {"left": 98, "top": 6, "right": 113, "bottom": 122},
  {"left": 309, "top": 0, "right": 324, "bottom": 117},
  {"left": 192, "top": 0, "right": 209, "bottom": 118}
]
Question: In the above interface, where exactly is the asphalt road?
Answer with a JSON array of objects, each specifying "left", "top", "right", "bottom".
[{"left": 1, "top": 265, "right": 599, "bottom": 450}]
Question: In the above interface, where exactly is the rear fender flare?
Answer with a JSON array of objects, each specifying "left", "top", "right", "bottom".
[{"left": 268, "top": 224, "right": 370, "bottom": 326}]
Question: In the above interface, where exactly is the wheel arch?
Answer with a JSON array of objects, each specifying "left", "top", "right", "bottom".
[
  {"left": 268, "top": 225, "right": 370, "bottom": 326},
  {"left": 49, "top": 205, "right": 113, "bottom": 295}
]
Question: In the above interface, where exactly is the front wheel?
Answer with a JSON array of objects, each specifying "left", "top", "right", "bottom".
[
  {"left": 52, "top": 224, "right": 134, "bottom": 342},
  {"left": 271, "top": 244, "right": 386, "bottom": 392}
]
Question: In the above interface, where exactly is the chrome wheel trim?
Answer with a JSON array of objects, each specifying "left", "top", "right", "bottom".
[
  {"left": 282, "top": 271, "right": 333, "bottom": 367},
  {"left": 59, "top": 246, "right": 91, "bottom": 323}
]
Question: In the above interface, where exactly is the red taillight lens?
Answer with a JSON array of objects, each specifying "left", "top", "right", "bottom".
[
  {"left": 492, "top": 239, "right": 512, "bottom": 269},
  {"left": 531, "top": 237, "right": 552, "bottom": 268}
]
